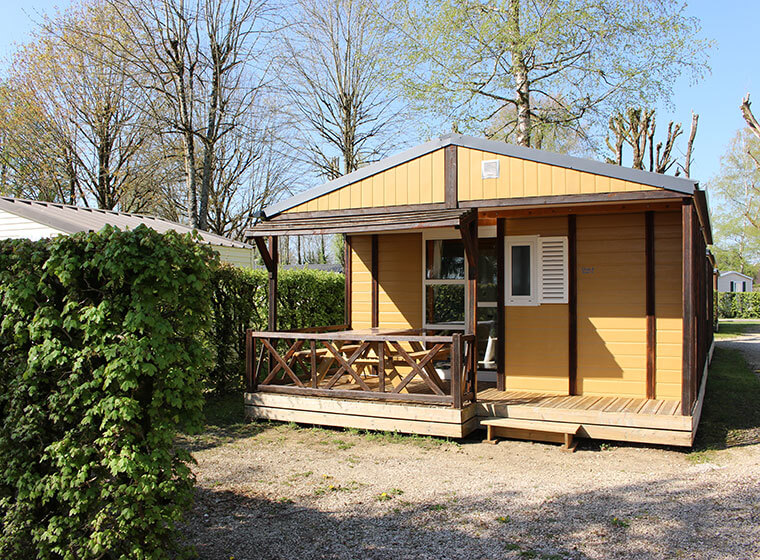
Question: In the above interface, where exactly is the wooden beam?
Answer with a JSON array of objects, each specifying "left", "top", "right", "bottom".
[
  {"left": 344, "top": 235, "right": 352, "bottom": 329},
  {"left": 268, "top": 236, "right": 278, "bottom": 331},
  {"left": 253, "top": 236, "right": 275, "bottom": 271},
  {"left": 568, "top": 215, "right": 578, "bottom": 396},
  {"left": 444, "top": 145, "right": 458, "bottom": 209},
  {"left": 682, "top": 200, "right": 695, "bottom": 415},
  {"left": 496, "top": 218, "right": 506, "bottom": 391},
  {"left": 479, "top": 199, "right": 682, "bottom": 220},
  {"left": 461, "top": 190, "right": 685, "bottom": 211},
  {"left": 645, "top": 211, "right": 656, "bottom": 400},
  {"left": 461, "top": 217, "right": 478, "bottom": 334},
  {"left": 371, "top": 234, "right": 379, "bottom": 328}
]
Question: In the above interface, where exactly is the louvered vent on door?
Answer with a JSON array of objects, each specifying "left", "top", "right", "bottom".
[{"left": 539, "top": 237, "right": 568, "bottom": 304}]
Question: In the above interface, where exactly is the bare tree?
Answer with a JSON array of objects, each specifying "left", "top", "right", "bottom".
[
  {"left": 682, "top": 112, "right": 699, "bottom": 178},
  {"left": 92, "top": 0, "right": 273, "bottom": 228},
  {"left": 0, "top": 1, "right": 161, "bottom": 210},
  {"left": 280, "top": 0, "right": 403, "bottom": 179}
]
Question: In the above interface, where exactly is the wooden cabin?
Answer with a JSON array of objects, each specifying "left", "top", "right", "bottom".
[{"left": 243, "top": 134, "right": 714, "bottom": 448}]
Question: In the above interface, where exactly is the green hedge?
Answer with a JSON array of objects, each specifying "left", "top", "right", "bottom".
[
  {"left": 0, "top": 227, "right": 215, "bottom": 559},
  {"left": 208, "top": 266, "right": 345, "bottom": 394},
  {"left": 717, "top": 292, "right": 760, "bottom": 319}
]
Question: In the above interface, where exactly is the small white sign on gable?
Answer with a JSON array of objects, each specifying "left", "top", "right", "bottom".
[{"left": 481, "top": 159, "right": 500, "bottom": 179}]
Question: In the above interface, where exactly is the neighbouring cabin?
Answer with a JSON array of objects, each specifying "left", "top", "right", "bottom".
[
  {"left": 717, "top": 271, "right": 753, "bottom": 293},
  {"left": 243, "top": 134, "right": 715, "bottom": 448},
  {"left": 0, "top": 196, "right": 256, "bottom": 268}
]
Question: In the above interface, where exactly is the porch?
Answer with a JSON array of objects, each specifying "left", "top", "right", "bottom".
[{"left": 243, "top": 326, "right": 704, "bottom": 446}]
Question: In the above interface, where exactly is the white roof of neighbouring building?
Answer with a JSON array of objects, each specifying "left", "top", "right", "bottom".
[
  {"left": 0, "top": 196, "right": 250, "bottom": 248},
  {"left": 719, "top": 271, "right": 753, "bottom": 280}
]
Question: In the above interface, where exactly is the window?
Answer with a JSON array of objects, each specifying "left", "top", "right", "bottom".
[
  {"left": 424, "top": 238, "right": 465, "bottom": 328},
  {"left": 742, "top": 281, "right": 747, "bottom": 292},
  {"left": 506, "top": 236, "right": 538, "bottom": 305},
  {"left": 505, "top": 235, "right": 568, "bottom": 306},
  {"left": 730, "top": 281, "right": 735, "bottom": 292}
]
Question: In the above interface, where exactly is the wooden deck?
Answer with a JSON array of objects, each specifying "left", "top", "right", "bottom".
[
  {"left": 476, "top": 387, "right": 694, "bottom": 446},
  {"left": 245, "top": 385, "right": 698, "bottom": 446}
]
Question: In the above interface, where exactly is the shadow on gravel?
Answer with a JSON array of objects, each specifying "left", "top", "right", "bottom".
[{"left": 182, "top": 472, "right": 760, "bottom": 560}]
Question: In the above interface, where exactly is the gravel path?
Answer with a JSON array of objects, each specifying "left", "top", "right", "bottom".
[
  {"left": 182, "top": 418, "right": 760, "bottom": 559},
  {"left": 181, "top": 324, "right": 760, "bottom": 560}
]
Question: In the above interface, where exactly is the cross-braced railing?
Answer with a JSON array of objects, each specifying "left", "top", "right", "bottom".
[{"left": 245, "top": 328, "right": 477, "bottom": 408}]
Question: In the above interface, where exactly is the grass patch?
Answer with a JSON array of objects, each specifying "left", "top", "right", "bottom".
[
  {"left": 714, "top": 320, "right": 760, "bottom": 340},
  {"left": 694, "top": 346, "right": 760, "bottom": 449}
]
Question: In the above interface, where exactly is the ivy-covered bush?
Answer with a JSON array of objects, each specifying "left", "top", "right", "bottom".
[
  {"left": 0, "top": 226, "right": 215, "bottom": 559},
  {"left": 207, "top": 266, "right": 344, "bottom": 394},
  {"left": 717, "top": 292, "right": 760, "bottom": 319}
]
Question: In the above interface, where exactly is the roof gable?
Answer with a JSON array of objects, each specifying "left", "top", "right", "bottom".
[{"left": 264, "top": 134, "right": 698, "bottom": 217}]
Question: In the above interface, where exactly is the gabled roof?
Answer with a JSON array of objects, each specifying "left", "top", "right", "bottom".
[
  {"left": 0, "top": 196, "right": 250, "bottom": 248},
  {"left": 719, "top": 271, "right": 753, "bottom": 280},
  {"left": 263, "top": 133, "right": 699, "bottom": 218}
]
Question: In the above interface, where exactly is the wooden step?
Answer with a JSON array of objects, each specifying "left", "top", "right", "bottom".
[{"left": 480, "top": 417, "right": 581, "bottom": 451}]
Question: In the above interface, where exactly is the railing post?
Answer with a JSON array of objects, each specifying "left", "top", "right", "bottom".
[
  {"left": 378, "top": 341, "right": 385, "bottom": 393},
  {"left": 451, "top": 333, "right": 462, "bottom": 409},
  {"left": 310, "top": 340, "right": 318, "bottom": 388},
  {"left": 245, "top": 329, "right": 256, "bottom": 393},
  {"left": 470, "top": 336, "right": 478, "bottom": 403}
]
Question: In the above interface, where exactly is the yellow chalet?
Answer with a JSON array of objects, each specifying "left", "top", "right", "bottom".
[{"left": 243, "top": 134, "right": 714, "bottom": 449}]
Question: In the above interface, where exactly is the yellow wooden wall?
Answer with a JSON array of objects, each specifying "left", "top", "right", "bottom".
[
  {"left": 576, "top": 213, "right": 648, "bottom": 397},
  {"left": 350, "top": 233, "right": 422, "bottom": 330},
  {"left": 285, "top": 150, "right": 445, "bottom": 214},
  {"left": 654, "top": 211, "right": 683, "bottom": 399},
  {"left": 504, "top": 216, "right": 569, "bottom": 394},
  {"left": 350, "top": 236, "right": 373, "bottom": 329},
  {"left": 458, "top": 147, "right": 657, "bottom": 201}
]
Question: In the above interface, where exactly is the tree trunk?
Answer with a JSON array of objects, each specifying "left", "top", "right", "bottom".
[
  {"left": 508, "top": 0, "right": 530, "bottom": 147},
  {"left": 683, "top": 112, "right": 698, "bottom": 178}
]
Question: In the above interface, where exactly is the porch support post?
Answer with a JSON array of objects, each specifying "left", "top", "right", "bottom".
[
  {"left": 496, "top": 218, "right": 506, "bottom": 391},
  {"left": 371, "top": 234, "right": 379, "bottom": 328},
  {"left": 268, "top": 236, "right": 279, "bottom": 331},
  {"left": 344, "top": 234, "right": 352, "bottom": 329},
  {"left": 252, "top": 236, "right": 279, "bottom": 331},
  {"left": 645, "top": 211, "right": 656, "bottom": 400},
  {"left": 681, "top": 199, "right": 695, "bottom": 415},
  {"left": 568, "top": 214, "right": 578, "bottom": 396},
  {"left": 460, "top": 210, "right": 478, "bottom": 400}
]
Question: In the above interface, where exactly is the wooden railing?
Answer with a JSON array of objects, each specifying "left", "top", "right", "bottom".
[{"left": 245, "top": 328, "right": 477, "bottom": 408}]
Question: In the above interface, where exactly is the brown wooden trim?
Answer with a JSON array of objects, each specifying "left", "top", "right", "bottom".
[
  {"left": 252, "top": 236, "right": 275, "bottom": 271},
  {"left": 250, "top": 330, "right": 472, "bottom": 343},
  {"left": 645, "top": 211, "right": 656, "bottom": 400},
  {"left": 682, "top": 200, "right": 695, "bottom": 415},
  {"left": 479, "top": 201, "right": 682, "bottom": 221},
  {"left": 371, "top": 234, "right": 379, "bottom": 328},
  {"left": 451, "top": 333, "right": 462, "bottom": 409},
  {"left": 344, "top": 235, "right": 352, "bottom": 329},
  {"left": 496, "top": 218, "right": 506, "bottom": 391},
  {"left": 444, "top": 145, "right": 458, "bottom": 208},
  {"left": 693, "top": 188, "right": 713, "bottom": 245},
  {"left": 268, "top": 236, "right": 278, "bottom": 331},
  {"left": 461, "top": 219, "right": 478, "bottom": 335},
  {"left": 245, "top": 329, "right": 255, "bottom": 392},
  {"left": 266, "top": 202, "right": 450, "bottom": 220},
  {"left": 462, "top": 190, "right": 685, "bottom": 210},
  {"left": 257, "top": 384, "right": 454, "bottom": 405},
  {"left": 568, "top": 215, "right": 578, "bottom": 396}
]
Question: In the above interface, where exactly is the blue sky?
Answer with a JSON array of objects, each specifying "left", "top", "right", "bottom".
[{"left": 0, "top": 0, "right": 757, "bottom": 191}]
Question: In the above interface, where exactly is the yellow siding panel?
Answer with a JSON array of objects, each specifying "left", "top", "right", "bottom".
[
  {"left": 350, "top": 235, "right": 373, "bottom": 330},
  {"left": 577, "top": 212, "right": 647, "bottom": 398},
  {"left": 654, "top": 210, "right": 683, "bottom": 400},
  {"left": 378, "top": 233, "right": 422, "bottom": 330},
  {"left": 454, "top": 147, "right": 660, "bottom": 203},
  {"left": 504, "top": 217, "right": 569, "bottom": 394}
]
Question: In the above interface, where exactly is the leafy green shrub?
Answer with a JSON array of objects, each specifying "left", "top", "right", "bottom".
[
  {"left": 0, "top": 226, "right": 215, "bottom": 560},
  {"left": 207, "top": 266, "right": 345, "bottom": 394},
  {"left": 717, "top": 292, "right": 760, "bottom": 319}
]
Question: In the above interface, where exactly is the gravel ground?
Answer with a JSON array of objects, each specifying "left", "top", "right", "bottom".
[{"left": 182, "top": 339, "right": 760, "bottom": 560}]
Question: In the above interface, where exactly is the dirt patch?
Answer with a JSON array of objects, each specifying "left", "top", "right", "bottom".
[{"left": 182, "top": 424, "right": 760, "bottom": 559}]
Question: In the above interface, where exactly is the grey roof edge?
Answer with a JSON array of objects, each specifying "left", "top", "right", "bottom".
[
  {"left": 719, "top": 271, "right": 753, "bottom": 280},
  {"left": 263, "top": 133, "right": 698, "bottom": 218},
  {"left": 0, "top": 196, "right": 251, "bottom": 248}
]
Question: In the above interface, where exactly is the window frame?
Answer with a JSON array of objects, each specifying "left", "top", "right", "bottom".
[
  {"left": 421, "top": 227, "right": 496, "bottom": 330},
  {"left": 505, "top": 235, "right": 539, "bottom": 307}
]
